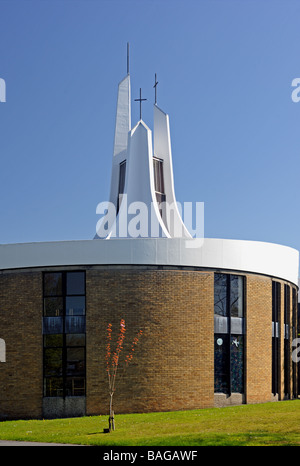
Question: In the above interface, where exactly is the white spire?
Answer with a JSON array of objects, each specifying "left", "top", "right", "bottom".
[
  {"left": 113, "top": 74, "right": 131, "bottom": 158},
  {"left": 95, "top": 58, "right": 191, "bottom": 240}
]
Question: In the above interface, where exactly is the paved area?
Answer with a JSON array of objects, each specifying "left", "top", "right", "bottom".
[{"left": 0, "top": 440, "right": 84, "bottom": 446}]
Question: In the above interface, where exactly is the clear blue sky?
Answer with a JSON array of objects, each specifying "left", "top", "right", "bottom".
[{"left": 1, "top": 0, "right": 300, "bottom": 255}]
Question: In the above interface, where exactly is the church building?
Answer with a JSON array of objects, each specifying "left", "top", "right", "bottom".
[{"left": 0, "top": 51, "right": 299, "bottom": 420}]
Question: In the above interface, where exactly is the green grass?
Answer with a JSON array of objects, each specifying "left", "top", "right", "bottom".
[{"left": 0, "top": 401, "right": 300, "bottom": 446}]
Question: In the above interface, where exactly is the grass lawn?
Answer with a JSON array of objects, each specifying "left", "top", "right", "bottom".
[{"left": 0, "top": 401, "right": 299, "bottom": 446}]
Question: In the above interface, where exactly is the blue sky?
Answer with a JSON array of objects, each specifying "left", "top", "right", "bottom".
[{"left": 1, "top": 0, "right": 300, "bottom": 255}]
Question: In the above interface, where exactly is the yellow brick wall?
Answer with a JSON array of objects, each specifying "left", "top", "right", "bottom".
[
  {"left": 0, "top": 266, "right": 297, "bottom": 420},
  {"left": 245, "top": 275, "right": 272, "bottom": 404},
  {"left": 0, "top": 271, "right": 43, "bottom": 419},
  {"left": 86, "top": 268, "right": 215, "bottom": 415}
]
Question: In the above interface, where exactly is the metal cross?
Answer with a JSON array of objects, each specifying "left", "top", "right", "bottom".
[
  {"left": 134, "top": 88, "right": 147, "bottom": 120},
  {"left": 153, "top": 73, "right": 158, "bottom": 104}
]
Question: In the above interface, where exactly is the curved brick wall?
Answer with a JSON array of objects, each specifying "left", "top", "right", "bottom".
[
  {"left": 0, "top": 265, "right": 297, "bottom": 419},
  {"left": 86, "top": 268, "right": 214, "bottom": 415}
]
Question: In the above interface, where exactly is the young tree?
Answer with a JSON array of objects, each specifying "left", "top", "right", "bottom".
[{"left": 105, "top": 319, "right": 143, "bottom": 431}]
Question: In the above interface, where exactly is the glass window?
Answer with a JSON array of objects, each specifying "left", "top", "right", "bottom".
[
  {"left": 66, "top": 348, "right": 85, "bottom": 377},
  {"left": 117, "top": 161, "right": 126, "bottom": 213},
  {"left": 65, "top": 316, "right": 86, "bottom": 334},
  {"left": 153, "top": 158, "right": 165, "bottom": 194},
  {"left": 66, "top": 334, "right": 85, "bottom": 346},
  {"left": 44, "top": 377, "right": 63, "bottom": 397},
  {"left": 230, "top": 335, "right": 244, "bottom": 393},
  {"left": 214, "top": 273, "right": 227, "bottom": 316},
  {"left": 44, "top": 348, "right": 63, "bottom": 377},
  {"left": 214, "top": 273, "right": 245, "bottom": 395},
  {"left": 118, "top": 161, "right": 126, "bottom": 194},
  {"left": 66, "top": 377, "right": 85, "bottom": 397},
  {"left": 43, "top": 271, "right": 86, "bottom": 397},
  {"left": 272, "top": 281, "right": 281, "bottom": 396},
  {"left": 44, "top": 273, "right": 62, "bottom": 296},
  {"left": 214, "top": 334, "right": 229, "bottom": 393},
  {"left": 44, "top": 334, "right": 63, "bottom": 347},
  {"left": 66, "top": 296, "right": 85, "bottom": 315},
  {"left": 43, "top": 317, "right": 63, "bottom": 334},
  {"left": 66, "top": 272, "right": 85, "bottom": 295},
  {"left": 230, "top": 276, "right": 244, "bottom": 318},
  {"left": 44, "top": 297, "right": 64, "bottom": 317},
  {"left": 284, "top": 284, "right": 291, "bottom": 397}
]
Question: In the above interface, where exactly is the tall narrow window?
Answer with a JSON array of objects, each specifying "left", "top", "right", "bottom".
[
  {"left": 117, "top": 160, "right": 126, "bottom": 214},
  {"left": 153, "top": 157, "right": 166, "bottom": 218},
  {"left": 272, "top": 281, "right": 281, "bottom": 396},
  {"left": 292, "top": 287, "right": 298, "bottom": 398},
  {"left": 43, "top": 271, "right": 86, "bottom": 398},
  {"left": 214, "top": 273, "right": 245, "bottom": 395},
  {"left": 284, "top": 284, "right": 290, "bottom": 397}
]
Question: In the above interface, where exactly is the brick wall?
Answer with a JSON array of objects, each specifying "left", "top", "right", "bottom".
[
  {"left": 86, "top": 268, "right": 214, "bottom": 415},
  {"left": 0, "top": 271, "right": 43, "bottom": 420},
  {"left": 245, "top": 275, "right": 272, "bottom": 404},
  {"left": 0, "top": 266, "right": 297, "bottom": 420}
]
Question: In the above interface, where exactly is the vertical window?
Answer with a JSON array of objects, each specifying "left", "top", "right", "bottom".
[
  {"left": 153, "top": 157, "right": 165, "bottom": 195},
  {"left": 284, "top": 284, "right": 290, "bottom": 397},
  {"left": 214, "top": 273, "right": 245, "bottom": 395},
  {"left": 292, "top": 287, "right": 298, "bottom": 398},
  {"left": 272, "top": 281, "right": 280, "bottom": 396},
  {"left": 153, "top": 157, "right": 166, "bottom": 218},
  {"left": 117, "top": 160, "right": 126, "bottom": 214},
  {"left": 43, "top": 271, "right": 86, "bottom": 397}
]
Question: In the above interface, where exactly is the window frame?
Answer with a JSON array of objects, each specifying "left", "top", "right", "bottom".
[
  {"left": 43, "top": 271, "right": 86, "bottom": 398},
  {"left": 214, "top": 273, "right": 245, "bottom": 396}
]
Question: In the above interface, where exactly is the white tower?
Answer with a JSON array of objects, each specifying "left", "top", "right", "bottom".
[{"left": 95, "top": 51, "right": 191, "bottom": 240}]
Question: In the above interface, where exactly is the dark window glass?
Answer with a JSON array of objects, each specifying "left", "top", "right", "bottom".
[
  {"left": 44, "top": 348, "right": 63, "bottom": 377},
  {"left": 214, "top": 334, "right": 229, "bottom": 393},
  {"left": 66, "top": 334, "right": 85, "bottom": 346},
  {"left": 153, "top": 158, "right": 165, "bottom": 194},
  {"left": 66, "top": 377, "right": 85, "bottom": 397},
  {"left": 43, "top": 271, "right": 86, "bottom": 397},
  {"left": 43, "top": 317, "right": 63, "bottom": 334},
  {"left": 272, "top": 281, "right": 281, "bottom": 396},
  {"left": 230, "top": 276, "right": 244, "bottom": 318},
  {"left": 118, "top": 161, "right": 126, "bottom": 194},
  {"left": 214, "top": 273, "right": 245, "bottom": 395},
  {"left": 66, "top": 348, "right": 85, "bottom": 377},
  {"left": 44, "top": 273, "right": 62, "bottom": 296},
  {"left": 230, "top": 335, "right": 244, "bottom": 393},
  {"left": 65, "top": 316, "right": 86, "bottom": 334},
  {"left": 44, "top": 297, "right": 64, "bottom": 317},
  {"left": 66, "top": 296, "right": 85, "bottom": 315},
  {"left": 44, "top": 334, "right": 63, "bottom": 347},
  {"left": 44, "top": 377, "right": 64, "bottom": 397},
  {"left": 214, "top": 274, "right": 227, "bottom": 317},
  {"left": 284, "top": 284, "right": 290, "bottom": 396},
  {"left": 117, "top": 161, "right": 126, "bottom": 213},
  {"left": 292, "top": 288, "right": 298, "bottom": 398},
  {"left": 66, "top": 272, "right": 85, "bottom": 296}
]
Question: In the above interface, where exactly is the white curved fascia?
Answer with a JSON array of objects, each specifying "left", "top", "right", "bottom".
[
  {"left": 153, "top": 104, "right": 192, "bottom": 238},
  {"left": 0, "top": 238, "right": 298, "bottom": 286}
]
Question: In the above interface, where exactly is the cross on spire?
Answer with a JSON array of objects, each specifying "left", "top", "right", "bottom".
[
  {"left": 134, "top": 88, "right": 147, "bottom": 120},
  {"left": 153, "top": 73, "right": 158, "bottom": 105}
]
